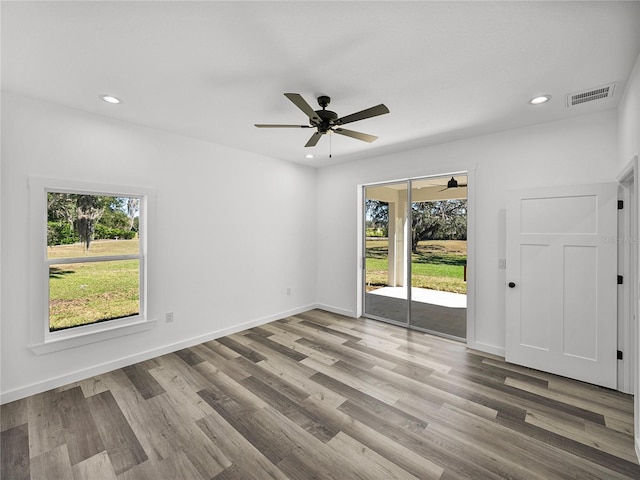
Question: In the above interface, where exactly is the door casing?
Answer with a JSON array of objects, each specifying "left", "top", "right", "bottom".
[{"left": 616, "top": 156, "right": 639, "bottom": 460}]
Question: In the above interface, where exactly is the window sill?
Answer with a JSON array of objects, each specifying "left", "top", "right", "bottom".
[{"left": 29, "top": 317, "right": 156, "bottom": 355}]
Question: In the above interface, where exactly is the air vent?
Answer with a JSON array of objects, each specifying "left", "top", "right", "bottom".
[{"left": 566, "top": 83, "right": 616, "bottom": 107}]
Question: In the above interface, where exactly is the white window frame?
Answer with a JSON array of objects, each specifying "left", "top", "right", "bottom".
[{"left": 28, "top": 177, "right": 156, "bottom": 354}]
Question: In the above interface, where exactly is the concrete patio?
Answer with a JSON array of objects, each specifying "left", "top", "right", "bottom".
[{"left": 365, "top": 286, "right": 467, "bottom": 339}]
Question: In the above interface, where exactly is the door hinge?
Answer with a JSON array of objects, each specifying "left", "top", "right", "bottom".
[
  {"left": 617, "top": 275, "right": 623, "bottom": 285},
  {"left": 617, "top": 350, "right": 623, "bottom": 360},
  {"left": 618, "top": 200, "right": 624, "bottom": 209}
]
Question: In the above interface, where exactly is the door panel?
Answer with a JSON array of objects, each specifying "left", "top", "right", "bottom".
[
  {"left": 408, "top": 177, "right": 468, "bottom": 339},
  {"left": 519, "top": 244, "right": 550, "bottom": 350},
  {"left": 563, "top": 245, "right": 597, "bottom": 360},
  {"left": 364, "top": 182, "right": 409, "bottom": 324},
  {"left": 521, "top": 195, "right": 597, "bottom": 234},
  {"left": 506, "top": 183, "right": 617, "bottom": 388}
]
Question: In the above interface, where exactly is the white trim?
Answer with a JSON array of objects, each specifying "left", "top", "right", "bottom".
[
  {"left": 616, "top": 181, "right": 635, "bottom": 394},
  {"left": 356, "top": 187, "right": 364, "bottom": 318},
  {"left": 28, "top": 176, "right": 156, "bottom": 353},
  {"left": 617, "top": 155, "right": 639, "bottom": 464},
  {"left": 467, "top": 340, "right": 505, "bottom": 358},
  {"left": 30, "top": 318, "right": 156, "bottom": 355},
  {"left": 316, "top": 303, "right": 356, "bottom": 318},
  {"left": 617, "top": 156, "right": 639, "bottom": 184},
  {"left": 1, "top": 303, "right": 317, "bottom": 404},
  {"left": 465, "top": 169, "right": 477, "bottom": 347}
]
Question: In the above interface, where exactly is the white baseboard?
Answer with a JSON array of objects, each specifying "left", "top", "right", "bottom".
[
  {"left": 315, "top": 303, "right": 356, "bottom": 318},
  {"left": 466, "top": 340, "right": 505, "bottom": 358},
  {"left": 0, "top": 303, "right": 317, "bottom": 405},
  {"left": 636, "top": 436, "right": 640, "bottom": 464}
]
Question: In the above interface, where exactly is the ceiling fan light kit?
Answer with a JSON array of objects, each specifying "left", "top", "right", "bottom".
[{"left": 255, "top": 93, "right": 389, "bottom": 148}]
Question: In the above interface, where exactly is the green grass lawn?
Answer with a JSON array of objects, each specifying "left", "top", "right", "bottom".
[
  {"left": 48, "top": 239, "right": 140, "bottom": 331},
  {"left": 366, "top": 239, "right": 467, "bottom": 294}
]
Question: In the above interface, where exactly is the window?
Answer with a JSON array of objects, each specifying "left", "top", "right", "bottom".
[
  {"left": 29, "top": 178, "right": 155, "bottom": 353},
  {"left": 47, "top": 193, "right": 141, "bottom": 331}
]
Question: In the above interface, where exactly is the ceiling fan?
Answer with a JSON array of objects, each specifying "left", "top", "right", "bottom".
[
  {"left": 255, "top": 93, "right": 389, "bottom": 147},
  {"left": 439, "top": 177, "right": 468, "bottom": 191}
]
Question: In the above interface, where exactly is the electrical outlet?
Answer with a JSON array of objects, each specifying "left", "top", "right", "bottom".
[
  {"left": 166, "top": 312, "right": 174, "bottom": 323},
  {"left": 498, "top": 258, "right": 507, "bottom": 269}
]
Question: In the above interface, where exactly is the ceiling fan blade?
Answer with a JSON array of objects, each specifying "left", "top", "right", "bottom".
[
  {"left": 438, "top": 184, "right": 467, "bottom": 192},
  {"left": 284, "top": 93, "right": 321, "bottom": 123},
  {"left": 333, "top": 128, "right": 378, "bottom": 143},
  {"left": 305, "top": 131, "right": 324, "bottom": 147},
  {"left": 255, "top": 124, "right": 312, "bottom": 128},
  {"left": 336, "top": 104, "right": 389, "bottom": 125}
]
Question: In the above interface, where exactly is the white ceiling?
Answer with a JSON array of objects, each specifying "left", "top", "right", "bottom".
[{"left": 2, "top": 1, "right": 639, "bottom": 167}]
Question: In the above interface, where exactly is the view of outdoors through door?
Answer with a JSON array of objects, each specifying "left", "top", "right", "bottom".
[
  {"left": 364, "top": 175, "right": 467, "bottom": 340},
  {"left": 364, "top": 182, "right": 409, "bottom": 324}
]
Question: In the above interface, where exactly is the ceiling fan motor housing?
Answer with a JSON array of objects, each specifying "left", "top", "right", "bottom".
[
  {"left": 314, "top": 109, "right": 339, "bottom": 132},
  {"left": 312, "top": 96, "right": 338, "bottom": 132}
]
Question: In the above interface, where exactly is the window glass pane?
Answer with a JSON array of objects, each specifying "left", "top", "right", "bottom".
[
  {"left": 364, "top": 183, "right": 409, "bottom": 324},
  {"left": 410, "top": 176, "right": 468, "bottom": 339},
  {"left": 47, "top": 193, "right": 140, "bottom": 259},
  {"left": 49, "top": 259, "right": 140, "bottom": 331}
]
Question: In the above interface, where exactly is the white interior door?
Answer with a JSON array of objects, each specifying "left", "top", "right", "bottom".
[{"left": 505, "top": 183, "right": 618, "bottom": 388}]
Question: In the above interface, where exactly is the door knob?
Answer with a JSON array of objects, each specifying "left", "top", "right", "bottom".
[{"left": 508, "top": 282, "right": 516, "bottom": 288}]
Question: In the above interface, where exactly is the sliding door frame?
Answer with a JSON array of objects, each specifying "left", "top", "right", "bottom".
[{"left": 360, "top": 170, "right": 475, "bottom": 344}]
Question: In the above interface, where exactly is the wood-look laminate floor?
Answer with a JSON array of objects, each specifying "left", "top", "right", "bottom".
[{"left": 2, "top": 309, "right": 638, "bottom": 479}]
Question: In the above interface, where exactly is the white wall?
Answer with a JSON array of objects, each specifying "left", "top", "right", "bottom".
[
  {"left": 316, "top": 110, "right": 619, "bottom": 355},
  {"left": 0, "top": 93, "right": 318, "bottom": 402}
]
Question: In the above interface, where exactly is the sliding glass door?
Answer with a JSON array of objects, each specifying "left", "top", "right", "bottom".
[
  {"left": 363, "top": 175, "right": 468, "bottom": 340},
  {"left": 409, "top": 177, "right": 467, "bottom": 338},
  {"left": 364, "top": 181, "right": 409, "bottom": 325}
]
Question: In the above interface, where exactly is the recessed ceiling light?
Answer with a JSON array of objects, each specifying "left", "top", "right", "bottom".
[
  {"left": 100, "top": 95, "right": 122, "bottom": 104},
  {"left": 529, "top": 95, "right": 551, "bottom": 105},
  {"left": 305, "top": 154, "right": 314, "bottom": 159}
]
